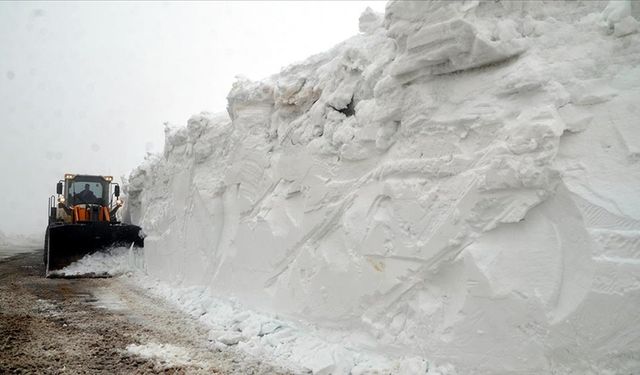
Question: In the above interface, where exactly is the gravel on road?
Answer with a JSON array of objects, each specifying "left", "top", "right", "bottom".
[{"left": 0, "top": 250, "right": 291, "bottom": 375}]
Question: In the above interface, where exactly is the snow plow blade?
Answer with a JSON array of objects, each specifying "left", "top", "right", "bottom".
[{"left": 45, "top": 222, "right": 144, "bottom": 275}]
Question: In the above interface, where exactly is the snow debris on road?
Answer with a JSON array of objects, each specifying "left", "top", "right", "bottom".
[
  {"left": 126, "top": 342, "right": 198, "bottom": 369},
  {"left": 71, "top": 1, "right": 640, "bottom": 374},
  {"left": 61, "top": 248, "right": 451, "bottom": 373},
  {"left": 130, "top": 275, "right": 444, "bottom": 375}
]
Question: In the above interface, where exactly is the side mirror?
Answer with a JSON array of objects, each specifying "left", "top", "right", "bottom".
[
  {"left": 114, "top": 185, "right": 120, "bottom": 197},
  {"left": 56, "top": 182, "right": 63, "bottom": 195}
]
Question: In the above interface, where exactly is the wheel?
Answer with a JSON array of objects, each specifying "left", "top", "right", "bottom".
[{"left": 43, "top": 228, "right": 49, "bottom": 272}]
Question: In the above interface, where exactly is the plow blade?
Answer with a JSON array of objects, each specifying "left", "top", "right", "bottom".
[{"left": 45, "top": 222, "right": 144, "bottom": 274}]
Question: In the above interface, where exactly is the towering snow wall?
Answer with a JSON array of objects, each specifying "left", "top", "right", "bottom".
[{"left": 127, "top": 1, "right": 640, "bottom": 373}]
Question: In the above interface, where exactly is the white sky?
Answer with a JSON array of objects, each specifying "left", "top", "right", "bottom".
[{"left": 0, "top": 1, "right": 386, "bottom": 236}]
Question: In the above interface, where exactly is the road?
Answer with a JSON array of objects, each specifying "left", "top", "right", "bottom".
[{"left": 0, "top": 250, "right": 290, "bottom": 374}]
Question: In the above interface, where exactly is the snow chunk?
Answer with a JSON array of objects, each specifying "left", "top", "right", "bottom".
[
  {"left": 126, "top": 342, "right": 196, "bottom": 368},
  {"left": 389, "top": 2, "right": 526, "bottom": 81},
  {"left": 359, "top": 7, "right": 383, "bottom": 34},
  {"left": 602, "top": 0, "right": 639, "bottom": 37}
]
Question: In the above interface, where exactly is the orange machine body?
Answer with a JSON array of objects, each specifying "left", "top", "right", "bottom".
[{"left": 72, "top": 205, "right": 110, "bottom": 223}]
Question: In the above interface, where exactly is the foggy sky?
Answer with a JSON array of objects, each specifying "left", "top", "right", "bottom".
[{"left": 0, "top": 1, "right": 386, "bottom": 236}]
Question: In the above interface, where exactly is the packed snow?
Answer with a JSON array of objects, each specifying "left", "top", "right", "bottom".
[{"left": 78, "top": 1, "right": 640, "bottom": 373}]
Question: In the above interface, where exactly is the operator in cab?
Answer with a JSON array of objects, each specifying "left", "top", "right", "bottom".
[{"left": 75, "top": 184, "right": 99, "bottom": 204}]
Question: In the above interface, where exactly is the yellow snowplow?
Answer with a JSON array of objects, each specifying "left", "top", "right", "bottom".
[{"left": 44, "top": 174, "right": 144, "bottom": 276}]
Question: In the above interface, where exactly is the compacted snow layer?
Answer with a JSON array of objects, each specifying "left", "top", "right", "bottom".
[{"left": 125, "top": 1, "right": 640, "bottom": 373}]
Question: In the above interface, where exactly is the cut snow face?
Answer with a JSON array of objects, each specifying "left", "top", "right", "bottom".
[{"left": 124, "top": 1, "right": 640, "bottom": 374}]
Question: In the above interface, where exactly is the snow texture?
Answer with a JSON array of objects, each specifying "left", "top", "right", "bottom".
[{"left": 123, "top": 1, "right": 640, "bottom": 373}]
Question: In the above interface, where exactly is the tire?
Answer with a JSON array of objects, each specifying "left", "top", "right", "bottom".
[{"left": 43, "top": 228, "right": 49, "bottom": 271}]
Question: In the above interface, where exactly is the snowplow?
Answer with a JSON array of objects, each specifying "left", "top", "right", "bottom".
[{"left": 44, "top": 174, "right": 143, "bottom": 276}]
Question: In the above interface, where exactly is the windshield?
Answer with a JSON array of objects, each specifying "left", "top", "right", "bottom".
[{"left": 67, "top": 180, "right": 107, "bottom": 205}]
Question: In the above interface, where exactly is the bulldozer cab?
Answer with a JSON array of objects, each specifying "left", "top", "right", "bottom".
[
  {"left": 49, "top": 174, "right": 121, "bottom": 225},
  {"left": 66, "top": 176, "right": 108, "bottom": 206},
  {"left": 44, "top": 173, "right": 142, "bottom": 275}
]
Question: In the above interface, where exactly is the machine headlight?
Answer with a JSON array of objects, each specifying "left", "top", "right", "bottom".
[
  {"left": 58, "top": 196, "right": 65, "bottom": 204},
  {"left": 116, "top": 199, "right": 124, "bottom": 206}
]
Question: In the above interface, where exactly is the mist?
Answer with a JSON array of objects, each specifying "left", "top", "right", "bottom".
[{"left": 0, "top": 1, "right": 385, "bottom": 236}]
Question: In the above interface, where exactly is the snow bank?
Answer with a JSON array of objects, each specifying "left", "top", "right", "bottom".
[
  {"left": 136, "top": 278, "right": 444, "bottom": 374},
  {"left": 126, "top": 1, "right": 640, "bottom": 373}
]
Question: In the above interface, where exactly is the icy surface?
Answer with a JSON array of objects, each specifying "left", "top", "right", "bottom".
[{"left": 124, "top": 1, "right": 640, "bottom": 373}]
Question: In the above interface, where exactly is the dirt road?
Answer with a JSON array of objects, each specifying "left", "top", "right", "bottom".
[{"left": 0, "top": 250, "right": 290, "bottom": 374}]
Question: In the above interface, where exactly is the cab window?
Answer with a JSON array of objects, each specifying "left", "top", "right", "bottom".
[{"left": 67, "top": 181, "right": 105, "bottom": 205}]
